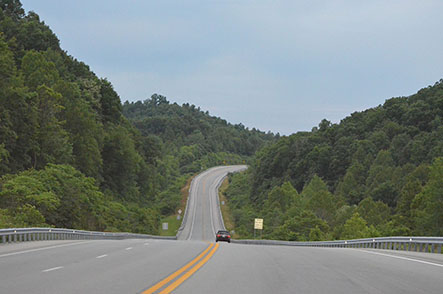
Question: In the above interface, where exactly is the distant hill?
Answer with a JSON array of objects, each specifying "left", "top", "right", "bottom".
[{"left": 123, "top": 95, "right": 275, "bottom": 173}]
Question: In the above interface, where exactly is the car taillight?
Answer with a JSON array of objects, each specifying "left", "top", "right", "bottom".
[
  {"left": 217, "top": 234, "right": 221, "bottom": 237},
  {"left": 227, "top": 235, "right": 231, "bottom": 238}
]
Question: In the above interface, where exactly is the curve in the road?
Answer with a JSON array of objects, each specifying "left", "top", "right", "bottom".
[{"left": 177, "top": 165, "right": 246, "bottom": 241}]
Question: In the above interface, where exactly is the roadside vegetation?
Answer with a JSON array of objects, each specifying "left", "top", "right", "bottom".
[
  {"left": 218, "top": 178, "right": 236, "bottom": 236},
  {"left": 159, "top": 215, "right": 182, "bottom": 236},
  {"left": 224, "top": 81, "right": 443, "bottom": 240}
]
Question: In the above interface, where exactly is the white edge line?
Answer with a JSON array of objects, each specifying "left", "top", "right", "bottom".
[
  {"left": 209, "top": 173, "right": 224, "bottom": 235},
  {"left": 187, "top": 174, "right": 200, "bottom": 240},
  {"left": 208, "top": 176, "right": 215, "bottom": 237},
  {"left": 96, "top": 254, "right": 108, "bottom": 259},
  {"left": 0, "top": 241, "right": 94, "bottom": 258},
  {"left": 144, "top": 243, "right": 149, "bottom": 245},
  {"left": 358, "top": 249, "right": 443, "bottom": 268},
  {"left": 42, "top": 266, "right": 64, "bottom": 272},
  {"left": 125, "top": 247, "right": 132, "bottom": 250}
]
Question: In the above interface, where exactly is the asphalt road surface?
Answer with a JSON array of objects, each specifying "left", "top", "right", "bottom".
[
  {"left": 1, "top": 165, "right": 442, "bottom": 293},
  {"left": 177, "top": 165, "right": 247, "bottom": 241}
]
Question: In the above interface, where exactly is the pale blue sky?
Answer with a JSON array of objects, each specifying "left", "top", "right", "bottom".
[{"left": 21, "top": 0, "right": 443, "bottom": 135}]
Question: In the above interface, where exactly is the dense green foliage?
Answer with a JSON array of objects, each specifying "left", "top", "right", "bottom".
[
  {"left": 122, "top": 95, "right": 275, "bottom": 173},
  {"left": 0, "top": 1, "right": 274, "bottom": 232},
  {"left": 1, "top": 1, "right": 440, "bottom": 240},
  {"left": 225, "top": 81, "right": 443, "bottom": 240}
]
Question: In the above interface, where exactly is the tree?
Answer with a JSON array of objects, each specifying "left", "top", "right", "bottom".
[
  {"left": 309, "top": 226, "right": 327, "bottom": 241},
  {"left": 0, "top": 34, "right": 15, "bottom": 87},
  {"left": 356, "top": 197, "right": 390, "bottom": 228},
  {"left": 265, "top": 181, "right": 299, "bottom": 213},
  {"left": 411, "top": 158, "right": 443, "bottom": 236},
  {"left": 101, "top": 125, "right": 142, "bottom": 201},
  {"left": 302, "top": 175, "right": 337, "bottom": 224},
  {"left": 341, "top": 212, "right": 372, "bottom": 239},
  {"left": 31, "top": 85, "right": 72, "bottom": 169},
  {"left": 336, "top": 161, "right": 367, "bottom": 205},
  {"left": 99, "top": 79, "right": 122, "bottom": 123},
  {"left": 0, "top": 0, "right": 25, "bottom": 21},
  {"left": 0, "top": 164, "right": 105, "bottom": 229},
  {"left": 21, "top": 50, "right": 59, "bottom": 90},
  {"left": 55, "top": 80, "right": 104, "bottom": 180},
  {"left": 12, "top": 204, "right": 46, "bottom": 227},
  {"left": 276, "top": 210, "right": 329, "bottom": 241},
  {"left": 366, "top": 150, "right": 399, "bottom": 207}
]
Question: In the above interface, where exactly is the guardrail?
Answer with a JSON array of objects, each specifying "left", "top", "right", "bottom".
[
  {"left": 0, "top": 228, "right": 176, "bottom": 244},
  {"left": 3, "top": 228, "right": 441, "bottom": 255},
  {"left": 232, "top": 236, "right": 443, "bottom": 254}
]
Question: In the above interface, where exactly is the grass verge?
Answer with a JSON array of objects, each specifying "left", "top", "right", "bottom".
[
  {"left": 159, "top": 174, "right": 196, "bottom": 236},
  {"left": 219, "top": 177, "right": 237, "bottom": 237},
  {"left": 159, "top": 215, "right": 182, "bottom": 236}
]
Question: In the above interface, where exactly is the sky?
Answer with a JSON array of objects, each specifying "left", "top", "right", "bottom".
[{"left": 21, "top": 0, "right": 443, "bottom": 135}]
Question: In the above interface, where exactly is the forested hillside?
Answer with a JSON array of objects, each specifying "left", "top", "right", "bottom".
[
  {"left": 225, "top": 80, "right": 443, "bottom": 240},
  {"left": 123, "top": 96, "right": 275, "bottom": 173},
  {"left": 0, "top": 1, "right": 273, "bottom": 233}
]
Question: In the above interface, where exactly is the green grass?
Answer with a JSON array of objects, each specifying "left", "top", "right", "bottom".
[
  {"left": 159, "top": 215, "right": 182, "bottom": 236},
  {"left": 219, "top": 178, "right": 237, "bottom": 237}
]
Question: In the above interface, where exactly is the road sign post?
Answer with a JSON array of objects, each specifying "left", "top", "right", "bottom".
[{"left": 254, "top": 218, "right": 263, "bottom": 239}]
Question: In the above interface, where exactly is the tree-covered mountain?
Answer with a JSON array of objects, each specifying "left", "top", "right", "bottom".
[
  {"left": 0, "top": 0, "right": 274, "bottom": 232},
  {"left": 225, "top": 80, "right": 443, "bottom": 240},
  {"left": 122, "top": 95, "right": 275, "bottom": 173}
]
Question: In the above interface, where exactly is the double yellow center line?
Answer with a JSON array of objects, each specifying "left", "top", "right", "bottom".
[{"left": 142, "top": 243, "right": 219, "bottom": 294}]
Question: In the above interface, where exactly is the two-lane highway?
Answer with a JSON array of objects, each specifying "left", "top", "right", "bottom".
[
  {"left": 178, "top": 165, "right": 247, "bottom": 241},
  {"left": 1, "top": 165, "right": 442, "bottom": 293},
  {"left": 0, "top": 165, "right": 245, "bottom": 293}
]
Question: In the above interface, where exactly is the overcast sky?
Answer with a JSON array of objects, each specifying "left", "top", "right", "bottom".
[{"left": 21, "top": 0, "right": 443, "bottom": 135}]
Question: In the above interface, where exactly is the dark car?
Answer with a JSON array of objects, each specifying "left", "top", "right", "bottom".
[{"left": 216, "top": 230, "right": 231, "bottom": 243}]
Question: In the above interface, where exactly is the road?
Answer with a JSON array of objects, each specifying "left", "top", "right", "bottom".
[
  {"left": 177, "top": 165, "right": 246, "bottom": 241},
  {"left": 1, "top": 165, "right": 442, "bottom": 293}
]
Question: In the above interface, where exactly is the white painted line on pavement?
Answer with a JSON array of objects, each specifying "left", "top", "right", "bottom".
[
  {"left": 187, "top": 174, "right": 200, "bottom": 240},
  {"left": 96, "top": 254, "right": 108, "bottom": 259},
  {"left": 42, "top": 266, "right": 64, "bottom": 273},
  {"left": 125, "top": 247, "right": 133, "bottom": 250},
  {"left": 144, "top": 243, "right": 149, "bottom": 246},
  {"left": 358, "top": 249, "right": 443, "bottom": 268},
  {"left": 0, "top": 241, "right": 93, "bottom": 259}
]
